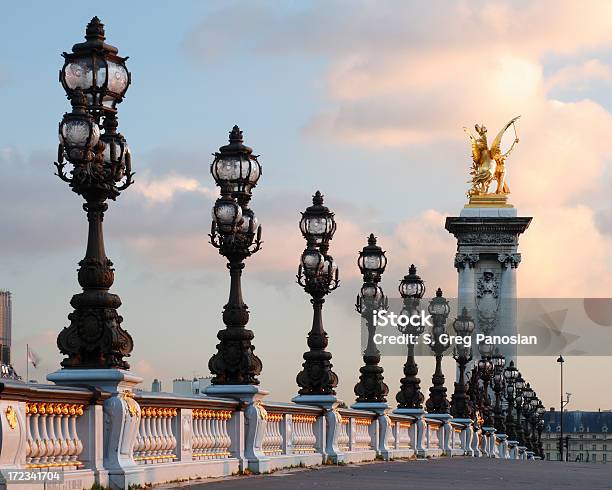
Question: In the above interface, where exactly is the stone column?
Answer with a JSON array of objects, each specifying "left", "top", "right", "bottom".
[
  {"left": 455, "top": 253, "right": 479, "bottom": 320},
  {"left": 497, "top": 253, "right": 520, "bottom": 364},
  {"left": 446, "top": 209, "right": 531, "bottom": 372}
]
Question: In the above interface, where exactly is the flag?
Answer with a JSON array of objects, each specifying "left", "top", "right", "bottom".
[{"left": 27, "top": 345, "right": 40, "bottom": 368}]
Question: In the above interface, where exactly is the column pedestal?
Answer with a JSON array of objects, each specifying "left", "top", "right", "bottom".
[
  {"left": 452, "top": 418, "right": 475, "bottom": 456},
  {"left": 48, "top": 369, "right": 143, "bottom": 490},
  {"left": 425, "top": 413, "right": 452, "bottom": 456},
  {"left": 394, "top": 408, "right": 426, "bottom": 458},
  {"left": 205, "top": 384, "right": 269, "bottom": 473},
  {"left": 292, "top": 394, "right": 345, "bottom": 463},
  {"left": 351, "top": 402, "right": 391, "bottom": 460}
]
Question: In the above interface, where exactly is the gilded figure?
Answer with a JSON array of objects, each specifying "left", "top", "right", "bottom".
[{"left": 465, "top": 116, "right": 520, "bottom": 198}]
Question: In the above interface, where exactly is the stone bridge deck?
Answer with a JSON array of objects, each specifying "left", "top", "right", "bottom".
[{"left": 169, "top": 458, "right": 612, "bottom": 490}]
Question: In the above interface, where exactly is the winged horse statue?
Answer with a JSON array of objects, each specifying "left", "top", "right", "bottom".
[{"left": 464, "top": 116, "right": 520, "bottom": 198}]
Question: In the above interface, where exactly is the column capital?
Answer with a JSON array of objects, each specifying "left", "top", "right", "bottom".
[
  {"left": 454, "top": 253, "right": 480, "bottom": 270},
  {"left": 498, "top": 253, "right": 521, "bottom": 269}
]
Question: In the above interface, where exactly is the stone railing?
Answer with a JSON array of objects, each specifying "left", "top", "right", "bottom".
[
  {"left": 423, "top": 418, "right": 443, "bottom": 456},
  {"left": 257, "top": 403, "right": 324, "bottom": 470},
  {"left": 190, "top": 408, "right": 232, "bottom": 460},
  {"left": 337, "top": 416, "right": 350, "bottom": 452},
  {"left": 290, "top": 413, "right": 318, "bottom": 454},
  {"left": 134, "top": 406, "right": 178, "bottom": 463},
  {"left": 0, "top": 380, "right": 529, "bottom": 489},
  {"left": 0, "top": 381, "right": 102, "bottom": 489},
  {"left": 25, "top": 401, "right": 85, "bottom": 469},
  {"left": 337, "top": 409, "right": 377, "bottom": 462}
]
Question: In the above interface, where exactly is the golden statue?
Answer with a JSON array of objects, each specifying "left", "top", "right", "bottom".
[{"left": 464, "top": 116, "right": 520, "bottom": 202}]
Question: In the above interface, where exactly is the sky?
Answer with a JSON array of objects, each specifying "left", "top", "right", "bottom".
[{"left": 1, "top": 0, "right": 611, "bottom": 410}]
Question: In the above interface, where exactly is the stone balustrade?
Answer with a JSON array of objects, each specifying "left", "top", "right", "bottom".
[
  {"left": 190, "top": 408, "right": 232, "bottom": 460},
  {"left": 337, "top": 417, "right": 350, "bottom": 452},
  {"left": 25, "top": 402, "right": 85, "bottom": 469},
  {"left": 134, "top": 406, "right": 178, "bottom": 463},
  {"left": 262, "top": 412, "right": 283, "bottom": 455},
  {"left": 290, "top": 413, "right": 318, "bottom": 454},
  {"left": 0, "top": 380, "right": 529, "bottom": 489}
]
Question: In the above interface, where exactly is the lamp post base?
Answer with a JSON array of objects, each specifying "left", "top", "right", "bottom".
[
  {"left": 350, "top": 402, "right": 387, "bottom": 411},
  {"left": 451, "top": 418, "right": 475, "bottom": 456},
  {"left": 425, "top": 413, "right": 452, "bottom": 456},
  {"left": 48, "top": 368, "right": 143, "bottom": 489},
  {"left": 205, "top": 384, "right": 270, "bottom": 473},
  {"left": 394, "top": 407, "right": 426, "bottom": 457},
  {"left": 292, "top": 394, "right": 345, "bottom": 463}
]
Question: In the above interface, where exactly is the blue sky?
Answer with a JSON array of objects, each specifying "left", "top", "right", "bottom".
[{"left": 1, "top": 1, "right": 612, "bottom": 409}]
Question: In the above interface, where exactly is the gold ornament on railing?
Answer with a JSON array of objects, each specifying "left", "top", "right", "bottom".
[
  {"left": 191, "top": 408, "right": 231, "bottom": 420},
  {"left": 139, "top": 406, "right": 178, "bottom": 418},
  {"left": 266, "top": 412, "right": 283, "bottom": 422},
  {"left": 5, "top": 406, "right": 17, "bottom": 429},
  {"left": 25, "top": 402, "right": 84, "bottom": 417},
  {"left": 464, "top": 116, "right": 520, "bottom": 207},
  {"left": 293, "top": 414, "right": 317, "bottom": 423}
]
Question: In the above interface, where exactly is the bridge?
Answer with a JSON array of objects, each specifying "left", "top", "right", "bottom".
[
  {"left": 1, "top": 378, "right": 530, "bottom": 489},
  {"left": 0, "top": 15, "right": 575, "bottom": 490}
]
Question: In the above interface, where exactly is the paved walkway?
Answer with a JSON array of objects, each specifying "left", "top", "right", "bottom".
[{"left": 158, "top": 458, "right": 612, "bottom": 489}]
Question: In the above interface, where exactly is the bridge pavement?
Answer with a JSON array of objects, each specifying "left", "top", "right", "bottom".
[{"left": 159, "top": 458, "right": 612, "bottom": 490}]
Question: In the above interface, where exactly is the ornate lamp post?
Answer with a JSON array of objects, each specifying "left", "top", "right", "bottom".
[
  {"left": 450, "top": 308, "right": 475, "bottom": 419},
  {"left": 527, "top": 393, "right": 539, "bottom": 452},
  {"left": 396, "top": 265, "right": 426, "bottom": 409},
  {"left": 354, "top": 234, "right": 389, "bottom": 404},
  {"left": 54, "top": 17, "right": 134, "bottom": 369},
  {"left": 207, "top": 126, "right": 263, "bottom": 386},
  {"left": 477, "top": 354, "right": 494, "bottom": 428},
  {"left": 514, "top": 375, "right": 526, "bottom": 444},
  {"left": 536, "top": 402, "right": 546, "bottom": 458},
  {"left": 492, "top": 349, "right": 507, "bottom": 434},
  {"left": 521, "top": 383, "right": 535, "bottom": 450},
  {"left": 503, "top": 360, "right": 519, "bottom": 440},
  {"left": 295, "top": 192, "right": 340, "bottom": 397},
  {"left": 425, "top": 288, "right": 451, "bottom": 413}
]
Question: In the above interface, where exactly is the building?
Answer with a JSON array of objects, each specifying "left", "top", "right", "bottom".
[
  {"left": 151, "top": 378, "right": 162, "bottom": 392},
  {"left": 0, "top": 291, "right": 12, "bottom": 364},
  {"left": 172, "top": 376, "right": 212, "bottom": 396},
  {"left": 542, "top": 409, "right": 611, "bottom": 463}
]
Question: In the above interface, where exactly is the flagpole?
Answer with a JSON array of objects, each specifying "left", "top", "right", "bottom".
[{"left": 26, "top": 344, "right": 29, "bottom": 385}]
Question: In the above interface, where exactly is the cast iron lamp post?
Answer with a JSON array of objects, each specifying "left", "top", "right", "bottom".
[
  {"left": 54, "top": 17, "right": 135, "bottom": 369},
  {"left": 425, "top": 288, "right": 451, "bottom": 413},
  {"left": 296, "top": 192, "right": 340, "bottom": 395},
  {"left": 492, "top": 349, "right": 507, "bottom": 434},
  {"left": 514, "top": 374, "right": 526, "bottom": 444},
  {"left": 536, "top": 402, "right": 546, "bottom": 458},
  {"left": 477, "top": 354, "right": 494, "bottom": 427},
  {"left": 466, "top": 363, "right": 486, "bottom": 443},
  {"left": 503, "top": 360, "right": 519, "bottom": 440},
  {"left": 521, "top": 382, "right": 535, "bottom": 450},
  {"left": 396, "top": 265, "right": 426, "bottom": 409},
  {"left": 450, "top": 308, "right": 475, "bottom": 419},
  {"left": 527, "top": 393, "right": 539, "bottom": 452},
  {"left": 208, "top": 126, "right": 263, "bottom": 385},
  {"left": 354, "top": 234, "right": 389, "bottom": 403}
]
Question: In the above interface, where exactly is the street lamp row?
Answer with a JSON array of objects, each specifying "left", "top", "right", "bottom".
[{"left": 53, "top": 20, "right": 547, "bottom": 456}]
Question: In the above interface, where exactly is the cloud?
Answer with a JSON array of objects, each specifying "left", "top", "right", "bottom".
[
  {"left": 546, "top": 59, "right": 612, "bottom": 93},
  {"left": 182, "top": 0, "right": 612, "bottom": 299},
  {"left": 133, "top": 173, "right": 216, "bottom": 204},
  {"left": 520, "top": 205, "right": 612, "bottom": 297}
]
